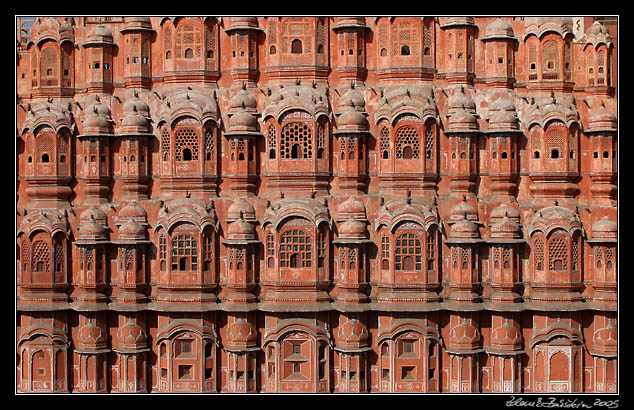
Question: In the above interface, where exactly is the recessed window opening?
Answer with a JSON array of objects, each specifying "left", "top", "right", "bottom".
[
  {"left": 401, "top": 45, "right": 410, "bottom": 55},
  {"left": 291, "top": 39, "right": 303, "bottom": 54},
  {"left": 183, "top": 148, "right": 192, "bottom": 161}
]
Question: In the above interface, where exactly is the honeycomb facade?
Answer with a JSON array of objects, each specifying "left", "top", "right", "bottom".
[{"left": 16, "top": 16, "right": 617, "bottom": 394}]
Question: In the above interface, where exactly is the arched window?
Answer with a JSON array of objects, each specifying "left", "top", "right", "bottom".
[
  {"left": 549, "top": 233, "right": 568, "bottom": 271},
  {"left": 279, "top": 229, "right": 312, "bottom": 268},
  {"left": 171, "top": 234, "right": 198, "bottom": 272},
  {"left": 395, "top": 126, "right": 420, "bottom": 159},
  {"left": 174, "top": 125, "right": 199, "bottom": 161},
  {"left": 280, "top": 115, "right": 313, "bottom": 159},
  {"left": 534, "top": 236, "right": 545, "bottom": 271},
  {"left": 395, "top": 232, "right": 422, "bottom": 271},
  {"left": 401, "top": 45, "right": 410, "bottom": 55},
  {"left": 176, "top": 23, "right": 201, "bottom": 60}
]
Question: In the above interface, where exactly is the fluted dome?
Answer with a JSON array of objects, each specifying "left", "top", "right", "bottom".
[
  {"left": 441, "top": 17, "right": 476, "bottom": 28},
  {"left": 592, "top": 320, "right": 617, "bottom": 354},
  {"left": 337, "top": 318, "right": 369, "bottom": 349},
  {"left": 333, "top": 17, "right": 367, "bottom": 29},
  {"left": 490, "top": 321, "right": 523, "bottom": 352},
  {"left": 225, "top": 319, "right": 257, "bottom": 350},
  {"left": 449, "top": 319, "right": 481, "bottom": 351},
  {"left": 227, "top": 17, "right": 260, "bottom": 31},
  {"left": 77, "top": 320, "right": 107, "bottom": 351},
  {"left": 117, "top": 318, "right": 147, "bottom": 350}
]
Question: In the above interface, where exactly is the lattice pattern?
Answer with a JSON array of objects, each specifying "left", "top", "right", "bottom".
[
  {"left": 165, "top": 27, "right": 172, "bottom": 48},
  {"left": 427, "top": 232, "right": 435, "bottom": 263},
  {"left": 267, "top": 124, "right": 277, "bottom": 149},
  {"left": 203, "top": 235, "right": 213, "bottom": 263},
  {"left": 279, "top": 229, "right": 312, "bottom": 268},
  {"left": 395, "top": 126, "right": 420, "bottom": 159},
  {"left": 605, "top": 247, "right": 614, "bottom": 263},
  {"left": 318, "top": 125, "right": 325, "bottom": 149},
  {"left": 159, "top": 127, "right": 170, "bottom": 161},
  {"left": 54, "top": 242, "right": 64, "bottom": 273},
  {"left": 125, "top": 247, "right": 134, "bottom": 270},
  {"left": 32, "top": 240, "right": 50, "bottom": 272},
  {"left": 528, "top": 42, "right": 537, "bottom": 66},
  {"left": 503, "top": 247, "right": 512, "bottom": 269},
  {"left": 425, "top": 127, "right": 434, "bottom": 158},
  {"left": 174, "top": 127, "right": 199, "bottom": 161},
  {"left": 452, "top": 247, "right": 460, "bottom": 268},
  {"left": 177, "top": 24, "right": 201, "bottom": 58},
  {"left": 542, "top": 40, "right": 559, "bottom": 71},
  {"left": 549, "top": 236, "right": 568, "bottom": 270},
  {"left": 171, "top": 234, "right": 198, "bottom": 271},
  {"left": 204, "top": 129, "right": 214, "bottom": 157},
  {"left": 280, "top": 122, "right": 312, "bottom": 159},
  {"left": 393, "top": 22, "right": 419, "bottom": 56},
  {"left": 571, "top": 238, "right": 579, "bottom": 270},
  {"left": 534, "top": 237, "right": 544, "bottom": 269},
  {"left": 267, "top": 234, "right": 275, "bottom": 257},
  {"left": 545, "top": 129, "right": 564, "bottom": 158},
  {"left": 22, "top": 240, "right": 29, "bottom": 272},
  {"left": 40, "top": 47, "right": 57, "bottom": 77},
  {"left": 37, "top": 132, "right": 54, "bottom": 158},
  {"left": 395, "top": 233, "right": 422, "bottom": 271},
  {"left": 206, "top": 24, "right": 216, "bottom": 57},
  {"left": 268, "top": 19, "right": 277, "bottom": 45},
  {"left": 382, "top": 235, "right": 390, "bottom": 258}
]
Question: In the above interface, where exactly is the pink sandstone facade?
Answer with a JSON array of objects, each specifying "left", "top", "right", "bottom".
[{"left": 16, "top": 16, "right": 617, "bottom": 394}]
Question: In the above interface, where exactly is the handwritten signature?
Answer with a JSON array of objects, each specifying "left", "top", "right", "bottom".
[{"left": 506, "top": 397, "right": 619, "bottom": 409}]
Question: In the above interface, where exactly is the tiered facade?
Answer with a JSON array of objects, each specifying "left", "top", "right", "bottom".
[{"left": 16, "top": 16, "right": 617, "bottom": 394}]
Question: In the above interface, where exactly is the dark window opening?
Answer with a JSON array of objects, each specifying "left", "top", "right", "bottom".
[
  {"left": 291, "top": 39, "right": 303, "bottom": 54},
  {"left": 551, "top": 149, "right": 559, "bottom": 159},
  {"left": 184, "top": 49, "right": 194, "bottom": 59},
  {"left": 382, "top": 150, "right": 389, "bottom": 160},
  {"left": 534, "top": 151, "right": 540, "bottom": 159},
  {"left": 553, "top": 259, "right": 564, "bottom": 271},
  {"left": 269, "top": 149, "right": 276, "bottom": 159},
  {"left": 183, "top": 148, "right": 193, "bottom": 161},
  {"left": 41, "top": 153, "right": 49, "bottom": 163},
  {"left": 401, "top": 45, "right": 410, "bottom": 56},
  {"left": 402, "top": 146, "right": 413, "bottom": 159},
  {"left": 166, "top": 51, "right": 172, "bottom": 60},
  {"left": 291, "top": 144, "right": 300, "bottom": 159},
  {"left": 270, "top": 45, "right": 276, "bottom": 55}
]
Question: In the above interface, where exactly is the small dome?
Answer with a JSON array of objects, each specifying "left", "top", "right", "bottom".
[
  {"left": 78, "top": 320, "right": 107, "bottom": 349},
  {"left": 118, "top": 220, "right": 145, "bottom": 238},
  {"left": 333, "top": 17, "right": 367, "bottom": 29},
  {"left": 229, "top": 109, "right": 258, "bottom": 133},
  {"left": 449, "top": 319, "right": 480, "bottom": 349},
  {"left": 229, "top": 84, "right": 258, "bottom": 112},
  {"left": 490, "top": 215, "right": 522, "bottom": 239},
  {"left": 490, "top": 202, "right": 520, "bottom": 221},
  {"left": 226, "top": 319, "right": 257, "bottom": 348},
  {"left": 79, "top": 206, "right": 108, "bottom": 240},
  {"left": 484, "top": 18, "right": 515, "bottom": 40},
  {"left": 227, "top": 198, "right": 256, "bottom": 222},
  {"left": 338, "top": 108, "right": 368, "bottom": 130},
  {"left": 592, "top": 216, "right": 617, "bottom": 241},
  {"left": 229, "top": 17, "right": 259, "bottom": 30},
  {"left": 117, "top": 318, "right": 147, "bottom": 348},
  {"left": 82, "top": 101, "right": 113, "bottom": 136},
  {"left": 338, "top": 318, "right": 369, "bottom": 347},
  {"left": 490, "top": 321, "right": 522, "bottom": 351},
  {"left": 449, "top": 109, "right": 478, "bottom": 130},
  {"left": 228, "top": 217, "right": 256, "bottom": 237},
  {"left": 122, "top": 17, "right": 153, "bottom": 32},
  {"left": 337, "top": 197, "right": 366, "bottom": 219},
  {"left": 338, "top": 219, "right": 367, "bottom": 239},
  {"left": 450, "top": 217, "right": 479, "bottom": 238},
  {"left": 592, "top": 320, "right": 617, "bottom": 350},
  {"left": 448, "top": 87, "right": 476, "bottom": 112},
  {"left": 441, "top": 17, "right": 476, "bottom": 28},
  {"left": 84, "top": 24, "right": 113, "bottom": 45},
  {"left": 450, "top": 197, "right": 479, "bottom": 222},
  {"left": 588, "top": 103, "right": 617, "bottom": 131}
]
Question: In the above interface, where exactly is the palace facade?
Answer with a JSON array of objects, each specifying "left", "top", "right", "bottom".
[{"left": 16, "top": 16, "right": 617, "bottom": 394}]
